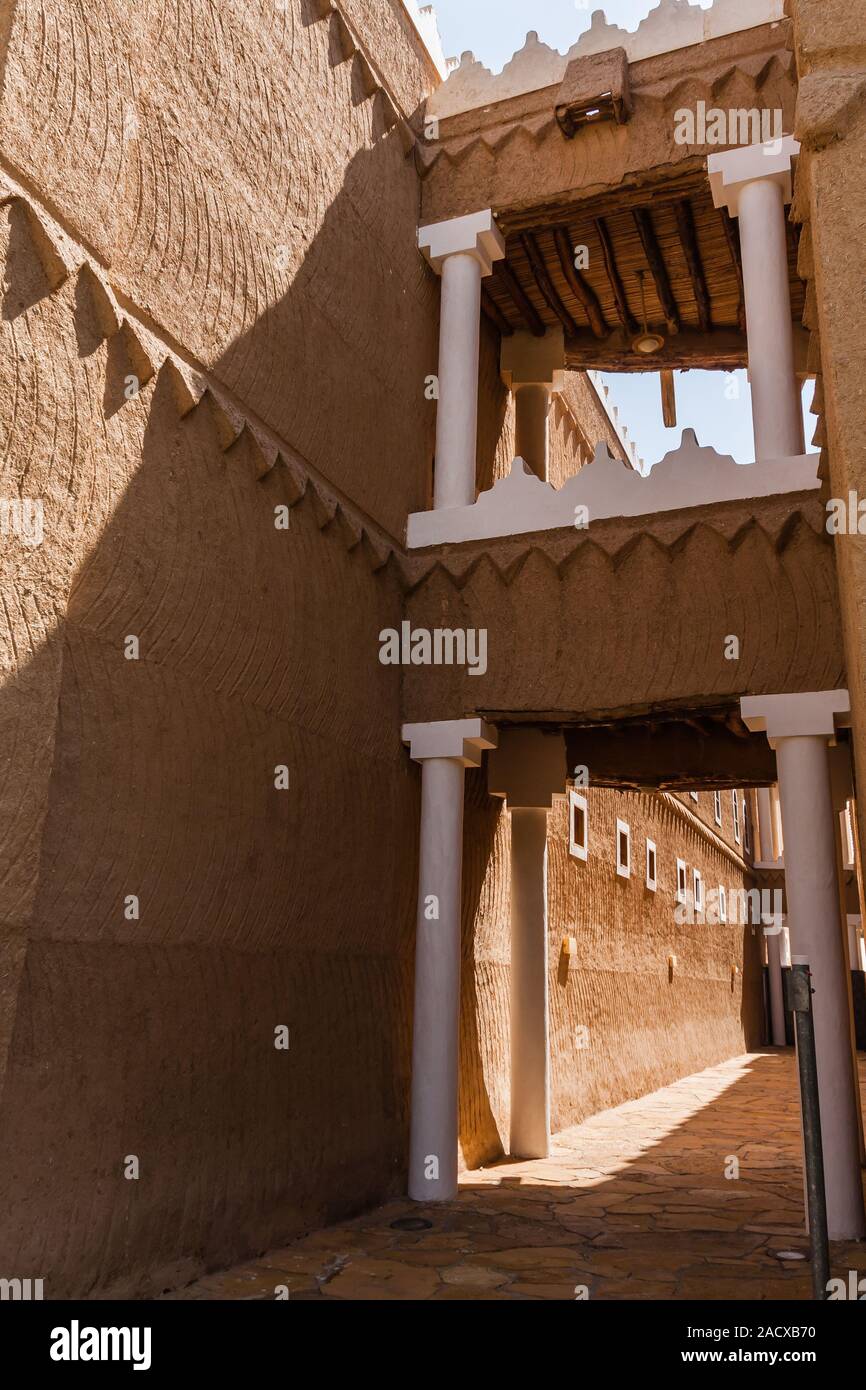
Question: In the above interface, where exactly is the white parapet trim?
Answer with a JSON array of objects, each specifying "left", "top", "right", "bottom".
[
  {"left": 427, "top": 0, "right": 786, "bottom": 119},
  {"left": 406, "top": 429, "right": 820, "bottom": 548}
]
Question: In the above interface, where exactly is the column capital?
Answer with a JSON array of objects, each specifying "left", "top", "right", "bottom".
[
  {"left": 740, "top": 689, "right": 850, "bottom": 747},
  {"left": 708, "top": 137, "right": 800, "bottom": 216},
  {"left": 487, "top": 728, "right": 567, "bottom": 807},
  {"left": 402, "top": 717, "right": 497, "bottom": 767},
  {"left": 501, "top": 328, "right": 566, "bottom": 393},
  {"left": 418, "top": 210, "right": 506, "bottom": 276}
]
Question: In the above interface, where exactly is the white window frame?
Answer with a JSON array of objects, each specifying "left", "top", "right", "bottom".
[
  {"left": 690, "top": 790, "right": 699, "bottom": 803},
  {"left": 719, "top": 884, "right": 727, "bottom": 923},
  {"left": 732, "top": 790, "right": 741, "bottom": 845},
  {"left": 676, "top": 858, "right": 687, "bottom": 904},
  {"left": 842, "top": 805, "right": 856, "bottom": 870},
  {"left": 646, "top": 838, "right": 657, "bottom": 892},
  {"left": 616, "top": 819, "right": 631, "bottom": 879},
  {"left": 568, "top": 790, "right": 588, "bottom": 862},
  {"left": 693, "top": 868, "right": 704, "bottom": 916},
  {"left": 713, "top": 790, "right": 722, "bottom": 826},
  {"left": 744, "top": 799, "right": 752, "bottom": 855}
]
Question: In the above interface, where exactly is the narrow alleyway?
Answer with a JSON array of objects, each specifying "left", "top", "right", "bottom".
[{"left": 166, "top": 1052, "right": 866, "bottom": 1300}]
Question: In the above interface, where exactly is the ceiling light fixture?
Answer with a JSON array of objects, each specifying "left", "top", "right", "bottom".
[{"left": 632, "top": 268, "right": 666, "bottom": 355}]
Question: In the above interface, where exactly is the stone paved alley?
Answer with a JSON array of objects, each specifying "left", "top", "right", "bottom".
[{"left": 166, "top": 1052, "right": 866, "bottom": 1301}]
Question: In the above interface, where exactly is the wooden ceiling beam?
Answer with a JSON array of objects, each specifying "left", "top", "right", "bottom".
[
  {"left": 594, "top": 215, "right": 639, "bottom": 336},
  {"left": 719, "top": 207, "right": 747, "bottom": 334},
  {"left": 520, "top": 231, "right": 579, "bottom": 337},
  {"left": 565, "top": 326, "right": 749, "bottom": 372},
  {"left": 552, "top": 225, "right": 607, "bottom": 339},
  {"left": 632, "top": 207, "right": 681, "bottom": 335},
  {"left": 674, "top": 199, "right": 712, "bottom": 334},
  {"left": 481, "top": 289, "right": 514, "bottom": 337},
  {"left": 496, "top": 261, "right": 546, "bottom": 336}
]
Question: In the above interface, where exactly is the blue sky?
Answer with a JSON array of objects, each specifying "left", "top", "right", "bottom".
[{"left": 430, "top": 0, "right": 813, "bottom": 468}]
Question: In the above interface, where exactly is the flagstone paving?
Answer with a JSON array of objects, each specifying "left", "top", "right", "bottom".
[{"left": 165, "top": 1051, "right": 866, "bottom": 1301}]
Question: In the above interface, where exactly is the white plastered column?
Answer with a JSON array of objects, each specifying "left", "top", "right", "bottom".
[
  {"left": 488, "top": 729, "right": 567, "bottom": 1159},
  {"left": 756, "top": 787, "right": 787, "bottom": 1046},
  {"left": 709, "top": 139, "right": 805, "bottom": 460},
  {"left": 742, "top": 690, "right": 866, "bottom": 1239},
  {"left": 500, "top": 328, "right": 567, "bottom": 482},
  {"left": 418, "top": 211, "right": 506, "bottom": 510},
  {"left": 402, "top": 718, "right": 497, "bottom": 1201}
]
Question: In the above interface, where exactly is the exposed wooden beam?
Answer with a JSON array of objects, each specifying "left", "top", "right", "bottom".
[
  {"left": 719, "top": 207, "right": 747, "bottom": 334},
  {"left": 552, "top": 225, "right": 607, "bottom": 339},
  {"left": 674, "top": 199, "right": 712, "bottom": 333},
  {"left": 594, "top": 216, "right": 638, "bottom": 336},
  {"left": 632, "top": 207, "right": 681, "bottom": 335},
  {"left": 496, "top": 261, "right": 546, "bottom": 336},
  {"left": 563, "top": 721, "right": 776, "bottom": 791},
  {"left": 660, "top": 368, "right": 677, "bottom": 427},
  {"left": 495, "top": 164, "right": 709, "bottom": 238},
  {"left": 481, "top": 289, "right": 514, "bottom": 337},
  {"left": 564, "top": 326, "right": 749, "bottom": 372},
  {"left": 520, "top": 231, "right": 579, "bottom": 337}
]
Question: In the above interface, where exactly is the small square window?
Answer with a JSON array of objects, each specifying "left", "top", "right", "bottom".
[
  {"left": 616, "top": 819, "right": 631, "bottom": 879},
  {"left": 713, "top": 791, "right": 722, "bottom": 825},
  {"left": 646, "top": 839, "right": 657, "bottom": 892},
  {"left": 732, "top": 791, "right": 741, "bottom": 844},
  {"left": 719, "top": 884, "right": 727, "bottom": 923},
  {"left": 693, "top": 869, "right": 704, "bottom": 915},
  {"left": 569, "top": 790, "right": 588, "bottom": 862},
  {"left": 676, "top": 858, "right": 687, "bottom": 904}
]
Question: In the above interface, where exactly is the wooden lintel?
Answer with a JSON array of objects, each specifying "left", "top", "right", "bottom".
[{"left": 565, "top": 327, "right": 748, "bottom": 372}]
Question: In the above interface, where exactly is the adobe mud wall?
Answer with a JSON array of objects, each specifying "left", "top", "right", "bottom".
[
  {"left": 788, "top": 0, "right": 866, "bottom": 878},
  {"left": 460, "top": 784, "right": 764, "bottom": 1167},
  {"left": 0, "top": 0, "right": 438, "bottom": 1298}
]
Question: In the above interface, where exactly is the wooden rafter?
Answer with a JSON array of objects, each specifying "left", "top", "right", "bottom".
[
  {"left": 497, "top": 261, "right": 546, "bottom": 336},
  {"left": 552, "top": 226, "right": 607, "bottom": 339},
  {"left": 719, "top": 207, "right": 747, "bottom": 334},
  {"left": 594, "top": 215, "right": 638, "bottom": 336},
  {"left": 481, "top": 289, "right": 514, "bottom": 337},
  {"left": 674, "top": 199, "right": 712, "bottom": 333},
  {"left": 520, "top": 231, "right": 579, "bottom": 338},
  {"left": 632, "top": 207, "right": 681, "bottom": 335}
]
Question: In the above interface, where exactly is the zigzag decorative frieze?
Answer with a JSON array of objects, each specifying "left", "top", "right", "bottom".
[
  {"left": 0, "top": 175, "right": 400, "bottom": 579},
  {"left": 399, "top": 503, "right": 828, "bottom": 594},
  {"left": 427, "top": 0, "right": 787, "bottom": 119},
  {"left": 401, "top": 496, "right": 842, "bottom": 724},
  {"left": 418, "top": 50, "right": 795, "bottom": 178}
]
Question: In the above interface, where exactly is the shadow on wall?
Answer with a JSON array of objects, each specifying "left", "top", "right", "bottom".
[{"left": 0, "top": 84, "right": 514, "bottom": 1298}]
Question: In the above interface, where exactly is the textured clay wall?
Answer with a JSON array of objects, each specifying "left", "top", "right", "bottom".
[
  {"left": 789, "top": 0, "right": 866, "bottom": 872},
  {"left": 0, "top": 0, "right": 438, "bottom": 538},
  {"left": 0, "top": 0, "right": 437, "bottom": 1297},
  {"left": 459, "top": 785, "right": 763, "bottom": 1165}
]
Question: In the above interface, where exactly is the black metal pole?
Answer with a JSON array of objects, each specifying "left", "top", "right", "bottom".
[{"left": 786, "top": 962, "right": 831, "bottom": 1300}]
